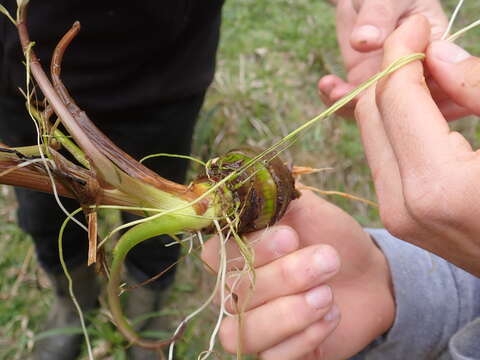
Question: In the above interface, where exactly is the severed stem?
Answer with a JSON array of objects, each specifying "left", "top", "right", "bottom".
[
  {"left": 0, "top": 146, "right": 145, "bottom": 210},
  {"left": 16, "top": 5, "right": 117, "bottom": 185},
  {"left": 50, "top": 21, "right": 80, "bottom": 103},
  {"left": 0, "top": 159, "right": 72, "bottom": 196}
]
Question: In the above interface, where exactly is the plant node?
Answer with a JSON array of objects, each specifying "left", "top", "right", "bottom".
[{"left": 203, "top": 149, "right": 300, "bottom": 234}]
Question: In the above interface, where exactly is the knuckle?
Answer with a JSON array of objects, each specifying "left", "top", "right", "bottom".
[
  {"left": 383, "top": 26, "right": 400, "bottom": 54},
  {"left": 354, "top": 94, "right": 371, "bottom": 124},
  {"left": 377, "top": 72, "right": 428, "bottom": 114},
  {"left": 379, "top": 204, "right": 414, "bottom": 239},
  {"left": 403, "top": 175, "right": 465, "bottom": 227},
  {"left": 276, "top": 297, "right": 304, "bottom": 330},
  {"left": 279, "top": 250, "right": 320, "bottom": 290},
  {"left": 365, "top": 1, "right": 393, "bottom": 20},
  {"left": 375, "top": 78, "right": 403, "bottom": 116},
  {"left": 404, "top": 187, "right": 437, "bottom": 221},
  {"left": 377, "top": 169, "right": 464, "bottom": 238},
  {"left": 402, "top": 171, "right": 447, "bottom": 220},
  {"left": 278, "top": 255, "right": 300, "bottom": 289}
]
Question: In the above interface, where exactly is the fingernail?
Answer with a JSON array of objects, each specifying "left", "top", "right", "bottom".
[
  {"left": 353, "top": 25, "right": 381, "bottom": 43},
  {"left": 324, "top": 304, "right": 340, "bottom": 322},
  {"left": 271, "top": 228, "right": 297, "bottom": 256},
  {"left": 305, "top": 285, "right": 332, "bottom": 309},
  {"left": 314, "top": 245, "right": 340, "bottom": 274},
  {"left": 430, "top": 40, "right": 471, "bottom": 63}
]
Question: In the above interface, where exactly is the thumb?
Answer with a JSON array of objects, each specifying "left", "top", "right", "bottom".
[
  {"left": 350, "top": 0, "right": 404, "bottom": 52},
  {"left": 427, "top": 41, "right": 480, "bottom": 115}
]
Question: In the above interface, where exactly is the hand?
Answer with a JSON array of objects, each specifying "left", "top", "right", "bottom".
[
  {"left": 426, "top": 39, "right": 480, "bottom": 119},
  {"left": 202, "top": 191, "right": 395, "bottom": 359},
  {"left": 355, "top": 15, "right": 480, "bottom": 276},
  {"left": 318, "top": 0, "right": 447, "bottom": 116}
]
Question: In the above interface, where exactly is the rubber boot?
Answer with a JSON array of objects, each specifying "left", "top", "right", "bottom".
[
  {"left": 32, "top": 265, "right": 100, "bottom": 360},
  {"left": 125, "top": 277, "right": 174, "bottom": 360}
]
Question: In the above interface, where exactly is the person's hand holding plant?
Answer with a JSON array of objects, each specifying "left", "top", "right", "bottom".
[
  {"left": 202, "top": 191, "right": 395, "bottom": 359},
  {"left": 355, "top": 15, "right": 480, "bottom": 276}
]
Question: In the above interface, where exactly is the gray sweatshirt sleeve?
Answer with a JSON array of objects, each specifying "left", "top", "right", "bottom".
[{"left": 352, "top": 229, "right": 480, "bottom": 360}]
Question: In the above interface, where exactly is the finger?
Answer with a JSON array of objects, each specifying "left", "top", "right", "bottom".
[
  {"left": 354, "top": 88, "right": 414, "bottom": 234},
  {"left": 426, "top": 41, "right": 480, "bottom": 115},
  {"left": 317, "top": 75, "right": 341, "bottom": 109},
  {"left": 259, "top": 305, "right": 340, "bottom": 360},
  {"left": 201, "top": 225, "right": 299, "bottom": 272},
  {"left": 377, "top": 15, "right": 452, "bottom": 177},
  {"left": 330, "top": 81, "right": 356, "bottom": 102},
  {"left": 424, "top": 77, "right": 470, "bottom": 120},
  {"left": 437, "top": 100, "right": 472, "bottom": 121},
  {"left": 413, "top": 0, "right": 448, "bottom": 40},
  {"left": 318, "top": 75, "right": 356, "bottom": 116},
  {"left": 347, "top": 51, "right": 383, "bottom": 85},
  {"left": 317, "top": 51, "right": 381, "bottom": 118},
  {"left": 335, "top": 0, "right": 384, "bottom": 87},
  {"left": 318, "top": 75, "right": 355, "bottom": 101},
  {"left": 219, "top": 285, "right": 334, "bottom": 354},
  {"left": 224, "top": 244, "right": 340, "bottom": 313},
  {"left": 350, "top": 0, "right": 405, "bottom": 52},
  {"left": 318, "top": 74, "right": 340, "bottom": 97},
  {"left": 336, "top": 0, "right": 363, "bottom": 69},
  {"left": 425, "top": 77, "right": 450, "bottom": 103}
]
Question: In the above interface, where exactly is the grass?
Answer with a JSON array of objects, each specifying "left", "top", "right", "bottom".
[{"left": 1, "top": 0, "right": 480, "bottom": 358}]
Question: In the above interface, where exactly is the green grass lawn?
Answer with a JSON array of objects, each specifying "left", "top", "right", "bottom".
[{"left": 1, "top": 0, "right": 480, "bottom": 359}]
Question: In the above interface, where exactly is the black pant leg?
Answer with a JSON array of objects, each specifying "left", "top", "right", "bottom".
[
  {"left": 14, "top": 189, "right": 89, "bottom": 273},
  {"left": 94, "top": 93, "right": 205, "bottom": 289}
]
